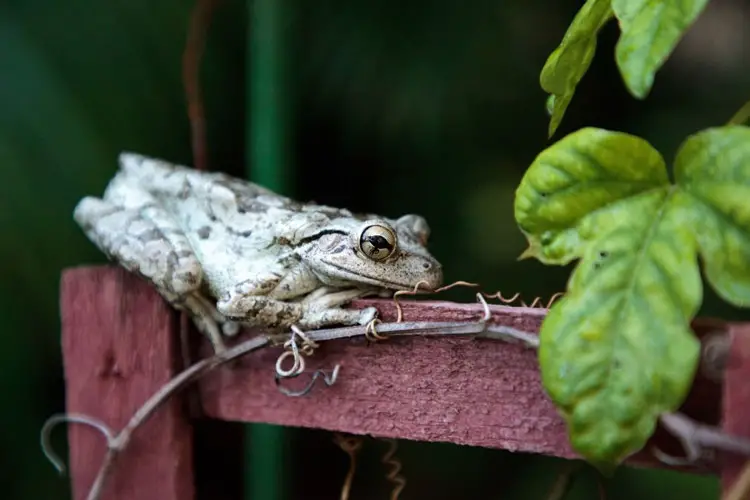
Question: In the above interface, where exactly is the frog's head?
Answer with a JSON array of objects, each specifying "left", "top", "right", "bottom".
[{"left": 298, "top": 214, "right": 443, "bottom": 292}]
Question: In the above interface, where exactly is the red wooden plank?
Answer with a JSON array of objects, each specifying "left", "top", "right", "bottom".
[
  {"left": 196, "top": 290, "right": 722, "bottom": 471},
  {"left": 58, "top": 265, "right": 726, "bottom": 487},
  {"left": 60, "top": 266, "right": 195, "bottom": 500},
  {"left": 721, "top": 323, "right": 750, "bottom": 497}
]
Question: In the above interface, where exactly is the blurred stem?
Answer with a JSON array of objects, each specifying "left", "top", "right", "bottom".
[
  {"left": 245, "top": 0, "right": 291, "bottom": 497},
  {"left": 728, "top": 100, "right": 750, "bottom": 126},
  {"left": 183, "top": 0, "right": 218, "bottom": 171}
]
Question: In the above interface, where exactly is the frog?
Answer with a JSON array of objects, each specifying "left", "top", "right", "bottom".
[{"left": 73, "top": 152, "right": 444, "bottom": 352}]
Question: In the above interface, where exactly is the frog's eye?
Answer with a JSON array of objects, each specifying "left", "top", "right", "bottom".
[{"left": 359, "top": 224, "right": 397, "bottom": 261}]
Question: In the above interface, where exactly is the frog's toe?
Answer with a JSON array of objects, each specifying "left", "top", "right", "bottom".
[
  {"left": 221, "top": 320, "right": 241, "bottom": 336},
  {"left": 216, "top": 293, "right": 242, "bottom": 316},
  {"left": 356, "top": 306, "right": 378, "bottom": 326}
]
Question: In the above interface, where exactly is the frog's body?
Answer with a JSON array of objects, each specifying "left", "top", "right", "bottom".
[{"left": 74, "top": 152, "right": 443, "bottom": 351}]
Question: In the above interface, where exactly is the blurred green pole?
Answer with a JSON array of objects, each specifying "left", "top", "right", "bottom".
[{"left": 245, "top": 0, "right": 291, "bottom": 497}]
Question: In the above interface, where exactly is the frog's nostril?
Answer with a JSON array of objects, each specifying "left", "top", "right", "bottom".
[{"left": 422, "top": 262, "right": 431, "bottom": 270}]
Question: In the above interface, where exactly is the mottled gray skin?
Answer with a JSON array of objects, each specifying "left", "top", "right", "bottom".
[{"left": 73, "top": 152, "right": 443, "bottom": 351}]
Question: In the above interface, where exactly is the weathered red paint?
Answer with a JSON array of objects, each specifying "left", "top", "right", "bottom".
[
  {"left": 61, "top": 266, "right": 195, "bottom": 500},
  {"left": 60, "top": 266, "right": 745, "bottom": 500},
  {"left": 721, "top": 324, "right": 750, "bottom": 498}
]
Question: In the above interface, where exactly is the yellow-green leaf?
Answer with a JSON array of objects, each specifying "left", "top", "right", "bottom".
[
  {"left": 540, "top": 0, "right": 613, "bottom": 137},
  {"left": 513, "top": 126, "right": 750, "bottom": 466},
  {"left": 514, "top": 127, "right": 669, "bottom": 265},
  {"left": 539, "top": 186, "right": 701, "bottom": 465},
  {"left": 613, "top": 0, "right": 710, "bottom": 99},
  {"left": 675, "top": 126, "right": 750, "bottom": 305}
]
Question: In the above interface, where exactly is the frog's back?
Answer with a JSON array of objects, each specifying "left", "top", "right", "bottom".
[
  {"left": 111, "top": 152, "right": 304, "bottom": 223},
  {"left": 106, "top": 152, "right": 304, "bottom": 288},
  {"left": 112, "top": 152, "right": 365, "bottom": 223},
  {"left": 116, "top": 152, "right": 278, "bottom": 202}
]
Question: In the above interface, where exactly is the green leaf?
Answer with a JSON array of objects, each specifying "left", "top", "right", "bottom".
[
  {"left": 612, "top": 0, "right": 710, "bottom": 99},
  {"left": 513, "top": 126, "right": 750, "bottom": 466},
  {"left": 675, "top": 126, "right": 750, "bottom": 305},
  {"left": 514, "top": 128, "right": 669, "bottom": 264},
  {"left": 538, "top": 183, "right": 702, "bottom": 465},
  {"left": 540, "top": 0, "right": 613, "bottom": 137},
  {"left": 540, "top": 276, "right": 700, "bottom": 467}
]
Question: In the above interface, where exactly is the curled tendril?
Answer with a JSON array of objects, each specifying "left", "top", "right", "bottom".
[
  {"left": 275, "top": 349, "right": 305, "bottom": 378},
  {"left": 482, "top": 290, "right": 521, "bottom": 304},
  {"left": 482, "top": 290, "right": 564, "bottom": 309},
  {"left": 275, "top": 325, "right": 321, "bottom": 378},
  {"left": 275, "top": 365, "right": 341, "bottom": 397},
  {"left": 334, "top": 433, "right": 364, "bottom": 500},
  {"left": 365, "top": 318, "right": 388, "bottom": 341},
  {"left": 275, "top": 325, "right": 341, "bottom": 397},
  {"left": 392, "top": 280, "right": 479, "bottom": 322},
  {"left": 41, "top": 414, "right": 117, "bottom": 475},
  {"left": 475, "top": 293, "right": 491, "bottom": 323},
  {"left": 381, "top": 438, "right": 406, "bottom": 500}
]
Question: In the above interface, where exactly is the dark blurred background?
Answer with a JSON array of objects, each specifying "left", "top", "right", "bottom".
[{"left": 1, "top": 0, "right": 747, "bottom": 498}]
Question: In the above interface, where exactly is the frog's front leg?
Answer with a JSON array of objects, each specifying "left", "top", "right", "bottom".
[
  {"left": 298, "top": 288, "right": 381, "bottom": 330},
  {"left": 216, "top": 294, "right": 303, "bottom": 328},
  {"left": 217, "top": 287, "right": 381, "bottom": 330}
]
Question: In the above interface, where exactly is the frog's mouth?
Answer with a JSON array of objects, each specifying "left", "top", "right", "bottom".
[{"left": 322, "top": 261, "right": 435, "bottom": 292}]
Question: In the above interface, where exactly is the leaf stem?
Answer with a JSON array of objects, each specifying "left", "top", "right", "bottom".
[
  {"left": 183, "top": 0, "right": 218, "bottom": 172},
  {"left": 659, "top": 412, "right": 750, "bottom": 462},
  {"left": 727, "top": 100, "right": 750, "bottom": 126}
]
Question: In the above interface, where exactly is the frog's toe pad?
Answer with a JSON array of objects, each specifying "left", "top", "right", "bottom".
[
  {"left": 221, "top": 321, "right": 241, "bottom": 336},
  {"left": 356, "top": 306, "right": 378, "bottom": 326}
]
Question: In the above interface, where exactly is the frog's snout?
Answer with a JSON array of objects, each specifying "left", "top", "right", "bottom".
[{"left": 416, "top": 258, "right": 443, "bottom": 291}]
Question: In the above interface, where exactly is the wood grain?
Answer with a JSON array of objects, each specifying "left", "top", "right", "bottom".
[
  {"left": 196, "top": 290, "right": 723, "bottom": 471},
  {"left": 61, "top": 266, "right": 195, "bottom": 500},
  {"left": 200, "top": 300, "right": 566, "bottom": 454}
]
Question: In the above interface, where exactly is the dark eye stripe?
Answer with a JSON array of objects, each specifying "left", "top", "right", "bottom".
[{"left": 293, "top": 229, "right": 347, "bottom": 246}]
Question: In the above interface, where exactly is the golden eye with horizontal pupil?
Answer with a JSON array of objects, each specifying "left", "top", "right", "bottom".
[{"left": 359, "top": 225, "right": 397, "bottom": 261}]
